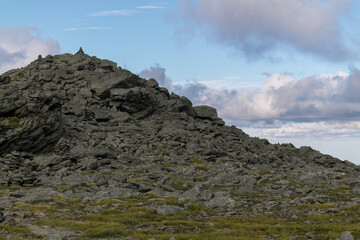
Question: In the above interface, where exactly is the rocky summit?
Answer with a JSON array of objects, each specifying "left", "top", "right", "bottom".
[{"left": 1, "top": 49, "right": 360, "bottom": 240}]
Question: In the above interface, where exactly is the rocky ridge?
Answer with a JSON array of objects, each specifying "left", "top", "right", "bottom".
[{"left": 0, "top": 49, "right": 360, "bottom": 239}]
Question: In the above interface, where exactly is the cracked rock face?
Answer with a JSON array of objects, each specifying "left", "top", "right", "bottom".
[
  {"left": 0, "top": 50, "right": 224, "bottom": 156},
  {"left": 1, "top": 50, "right": 360, "bottom": 239}
]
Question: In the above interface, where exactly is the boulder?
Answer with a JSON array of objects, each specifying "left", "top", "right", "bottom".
[
  {"left": 193, "top": 105, "right": 218, "bottom": 120},
  {"left": 156, "top": 205, "right": 183, "bottom": 215},
  {"left": 337, "top": 231, "right": 354, "bottom": 240}
]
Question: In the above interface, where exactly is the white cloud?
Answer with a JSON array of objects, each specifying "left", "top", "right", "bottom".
[
  {"left": 254, "top": 121, "right": 360, "bottom": 140},
  {"left": 65, "top": 27, "right": 112, "bottom": 31},
  {"left": 140, "top": 65, "right": 360, "bottom": 123},
  {"left": 140, "top": 64, "right": 360, "bottom": 139},
  {"left": 88, "top": 10, "right": 135, "bottom": 17},
  {"left": 176, "top": 0, "right": 356, "bottom": 61},
  {"left": 198, "top": 76, "right": 264, "bottom": 90},
  {"left": 205, "top": 71, "right": 360, "bottom": 122},
  {"left": 0, "top": 26, "right": 60, "bottom": 74},
  {"left": 136, "top": 5, "right": 165, "bottom": 9}
]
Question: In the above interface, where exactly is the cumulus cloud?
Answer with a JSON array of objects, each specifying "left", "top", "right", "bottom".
[
  {"left": 176, "top": 0, "right": 355, "bottom": 61},
  {"left": 140, "top": 64, "right": 360, "bottom": 138},
  {"left": 195, "top": 71, "right": 360, "bottom": 122},
  {"left": 140, "top": 64, "right": 360, "bottom": 123},
  {"left": 139, "top": 64, "right": 208, "bottom": 98},
  {"left": 255, "top": 121, "right": 360, "bottom": 140},
  {"left": 0, "top": 26, "right": 60, "bottom": 74},
  {"left": 139, "top": 64, "right": 173, "bottom": 90}
]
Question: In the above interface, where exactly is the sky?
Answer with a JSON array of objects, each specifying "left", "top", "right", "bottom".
[{"left": 1, "top": 0, "right": 360, "bottom": 164}]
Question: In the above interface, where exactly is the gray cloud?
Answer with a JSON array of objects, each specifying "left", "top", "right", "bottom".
[
  {"left": 177, "top": 0, "right": 356, "bottom": 61},
  {"left": 0, "top": 26, "right": 60, "bottom": 74},
  {"left": 139, "top": 64, "right": 173, "bottom": 90},
  {"left": 196, "top": 71, "right": 360, "bottom": 122},
  {"left": 139, "top": 64, "right": 211, "bottom": 103},
  {"left": 142, "top": 65, "right": 360, "bottom": 139},
  {"left": 140, "top": 64, "right": 360, "bottom": 123},
  {"left": 347, "top": 67, "right": 360, "bottom": 102}
]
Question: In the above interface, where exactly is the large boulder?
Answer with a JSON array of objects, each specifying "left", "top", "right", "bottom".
[{"left": 193, "top": 105, "right": 225, "bottom": 126}]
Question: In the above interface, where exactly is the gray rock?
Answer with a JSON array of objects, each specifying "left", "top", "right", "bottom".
[
  {"left": 62, "top": 173, "right": 91, "bottom": 188},
  {"left": 205, "top": 193, "right": 236, "bottom": 209},
  {"left": 43, "top": 231, "right": 79, "bottom": 240},
  {"left": 337, "top": 231, "right": 354, "bottom": 240},
  {"left": 0, "top": 208, "right": 5, "bottom": 223},
  {"left": 351, "top": 186, "right": 360, "bottom": 195},
  {"left": 193, "top": 105, "right": 218, "bottom": 120},
  {"left": 156, "top": 205, "right": 183, "bottom": 215}
]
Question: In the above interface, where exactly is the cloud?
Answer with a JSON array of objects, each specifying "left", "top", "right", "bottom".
[
  {"left": 140, "top": 64, "right": 360, "bottom": 138},
  {"left": 139, "top": 65, "right": 360, "bottom": 122},
  {"left": 65, "top": 27, "right": 112, "bottom": 31},
  {"left": 193, "top": 71, "right": 360, "bottom": 122},
  {"left": 136, "top": 5, "right": 165, "bottom": 9},
  {"left": 0, "top": 26, "right": 60, "bottom": 74},
  {"left": 88, "top": 10, "right": 135, "bottom": 17},
  {"left": 139, "top": 64, "right": 209, "bottom": 99},
  {"left": 139, "top": 64, "right": 173, "bottom": 90},
  {"left": 176, "top": 0, "right": 356, "bottom": 61},
  {"left": 254, "top": 121, "right": 360, "bottom": 140}
]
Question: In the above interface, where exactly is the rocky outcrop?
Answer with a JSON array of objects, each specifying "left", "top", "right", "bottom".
[{"left": 1, "top": 49, "right": 360, "bottom": 239}]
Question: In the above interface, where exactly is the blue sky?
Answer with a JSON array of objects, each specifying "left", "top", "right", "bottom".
[{"left": 1, "top": 0, "right": 360, "bottom": 164}]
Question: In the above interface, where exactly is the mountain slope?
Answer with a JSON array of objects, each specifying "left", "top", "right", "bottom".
[{"left": 0, "top": 49, "right": 359, "bottom": 239}]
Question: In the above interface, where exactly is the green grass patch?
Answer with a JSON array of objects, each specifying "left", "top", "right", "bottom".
[
  {"left": 0, "top": 225, "right": 31, "bottom": 235},
  {"left": 194, "top": 164, "right": 211, "bottom": 171},
  {"left": 189, "top": 157, "right": 204, "bottom": 164},
  {"left": 0, "top": 117, "right": 21, "bottom": 129},
  {"left": 7, "top": 192, "right": 360, "bottom": 239}
]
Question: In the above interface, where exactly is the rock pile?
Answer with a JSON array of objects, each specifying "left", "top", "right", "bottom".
[{"left": 0, "top": 49, "right": 359, "bottom": 239}]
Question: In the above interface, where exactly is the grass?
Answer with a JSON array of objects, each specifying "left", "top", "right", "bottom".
[
  {"left": 0, "top": 117, "right": 21, "bottom": 129},
  {"left": 189, "top": 157, "right": 204, "bottom": 164},
  {"left": 0, "top": 224, "right": 38, "bottom": 239},
  {"left": 194, "top": 164, "right": 211, "bottom": 171},
  {"left": 3, "top": 193, "right": 360, "bottom": 239},
  {"left": 0, "top": 185, "right": 14, "bottom": 191},
  {"left": 35, "top": 208, "right": 360, "bottom": 239}
]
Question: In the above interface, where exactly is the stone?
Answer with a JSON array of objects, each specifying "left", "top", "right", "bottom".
[
  {"left": 205, "top": 194, "right": 236, "bottom": 209},
  {"left": 0, "top": 208, "right": 5, "bottom": 223},
  {"left": 76, "top": 47, "right": 85, "bottom": 55},
  {"left": 193, "top": 105, "right": 218, "bottom": 120},
  {"left": 156, "top": 205, "right": 183, "bottom": 215},
  {"left": 337, "top": 231, "right": 354, "bottom": 240},
  {"left": 351, "top": 186, "right": 360, "bottom": 195}
]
